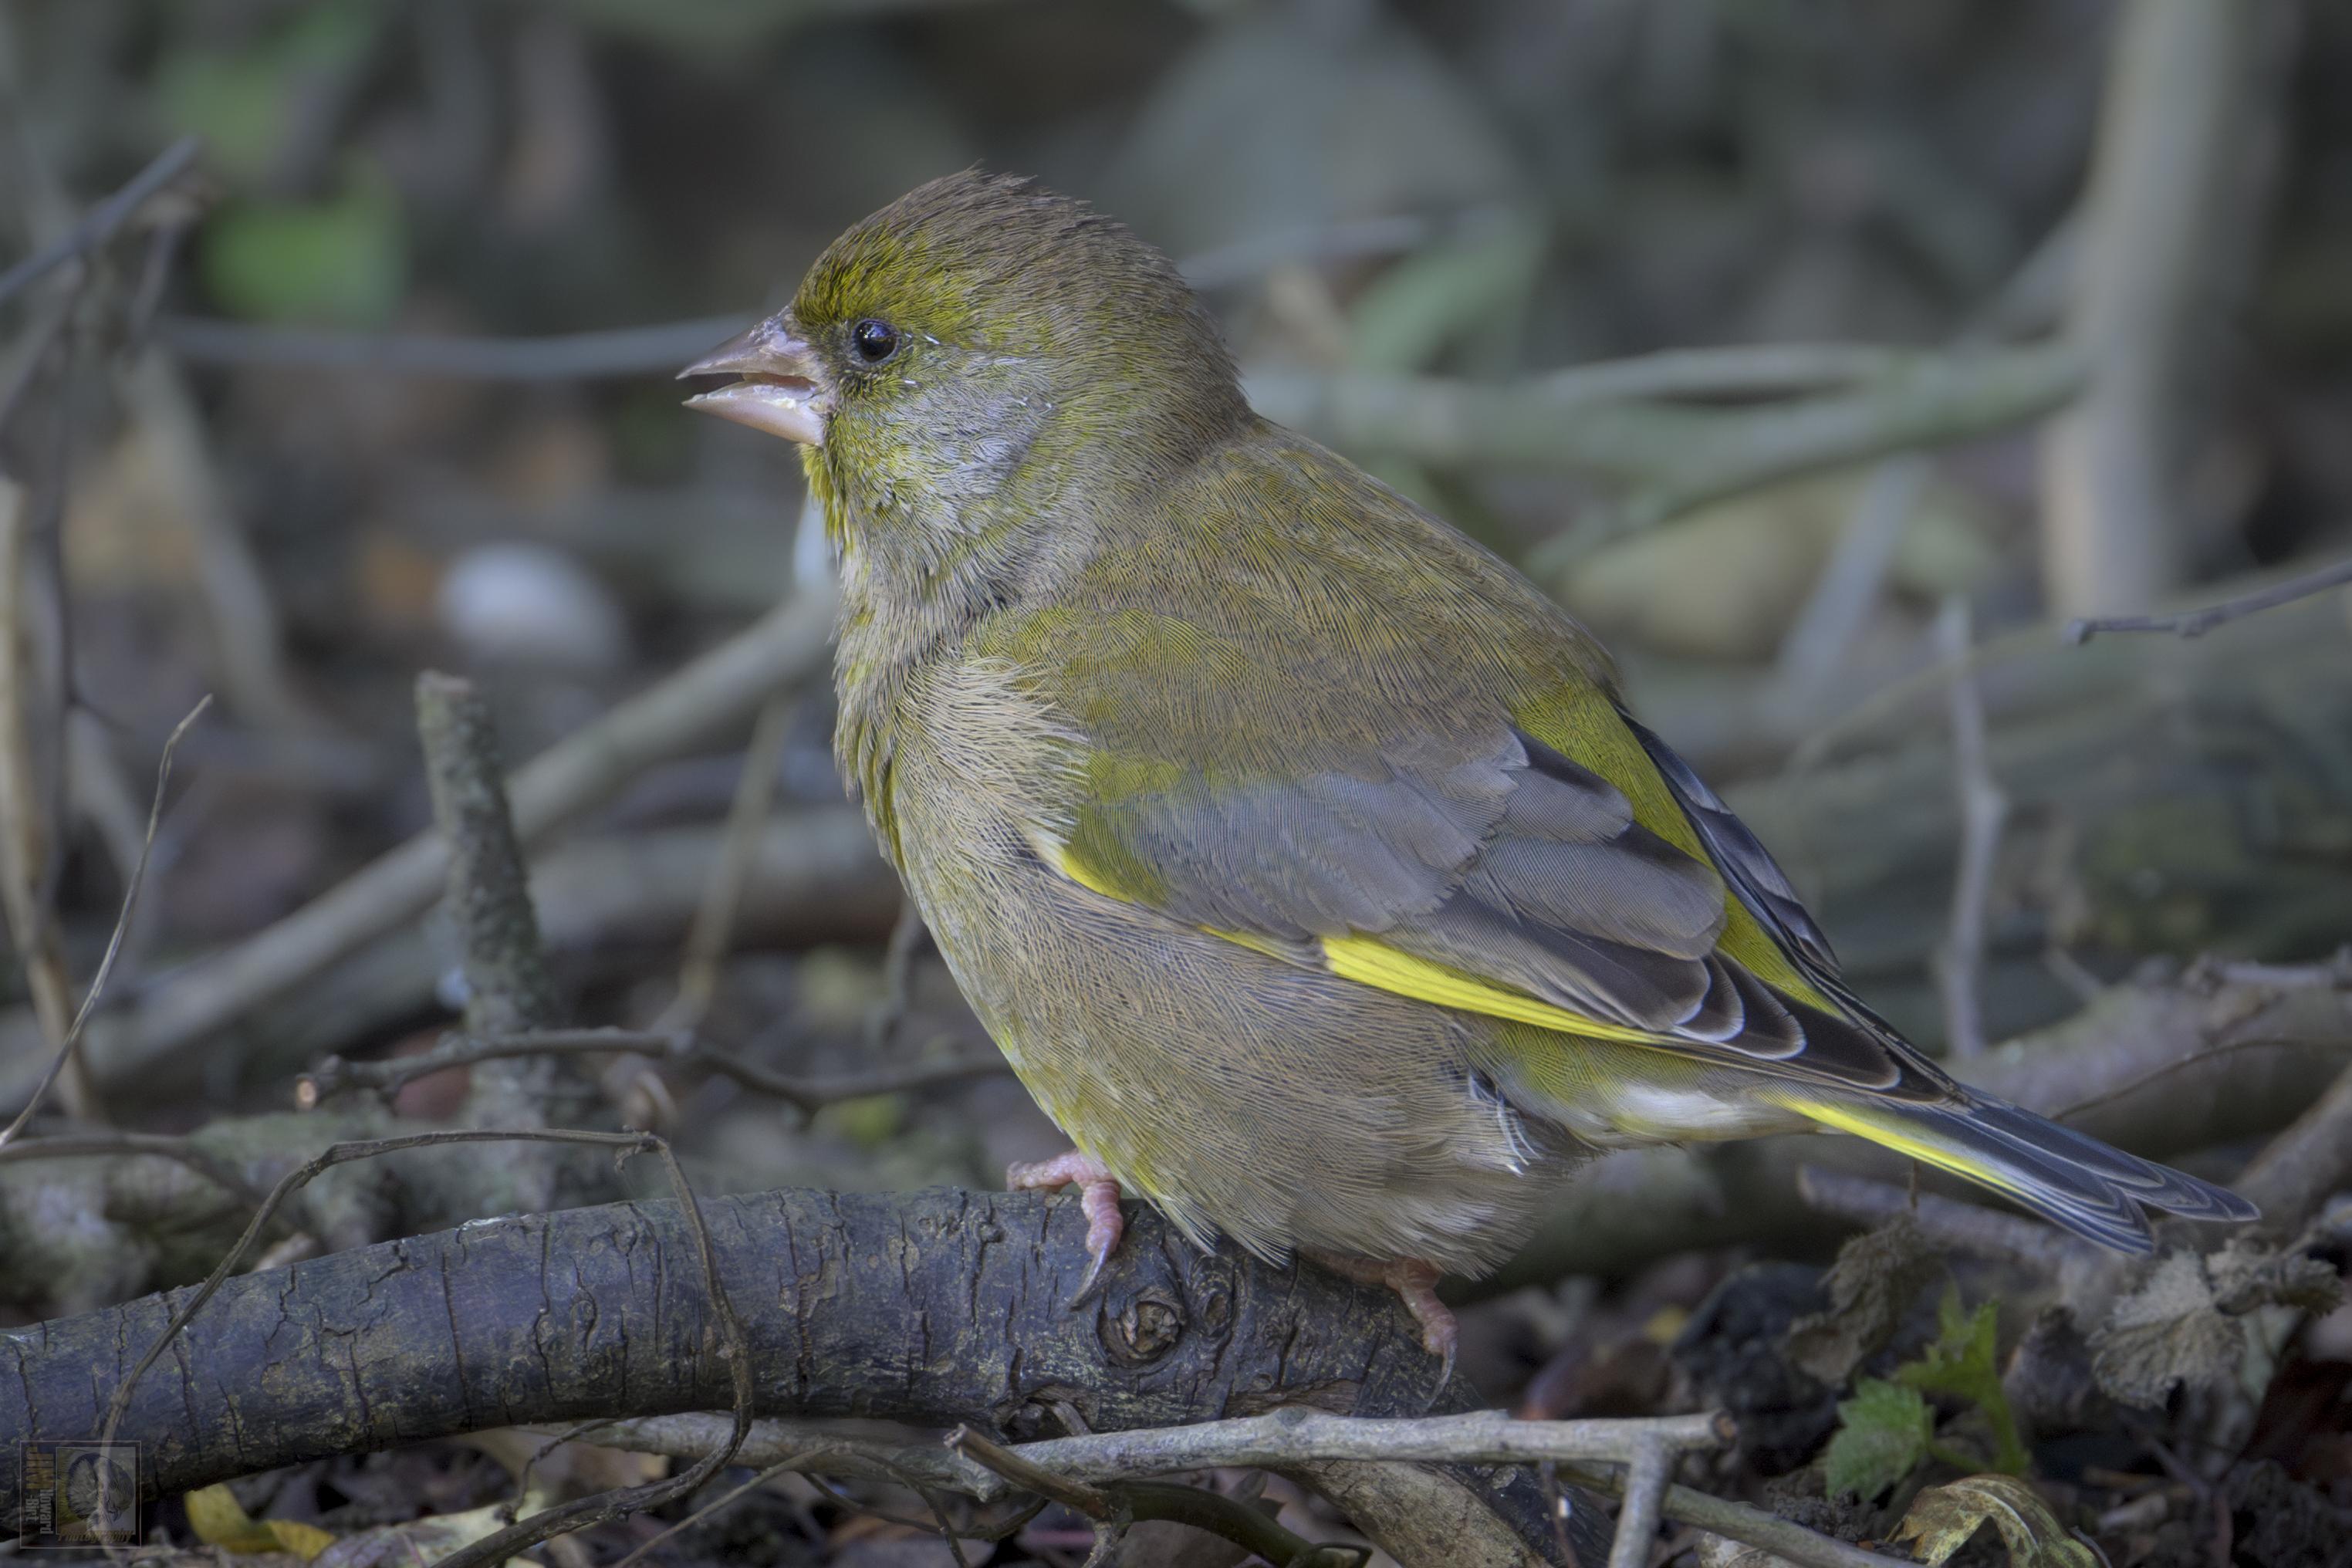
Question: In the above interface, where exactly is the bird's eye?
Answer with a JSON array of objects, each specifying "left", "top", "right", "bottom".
[{"left": 850, "top": 319, "right": 900, "bottom": 364}]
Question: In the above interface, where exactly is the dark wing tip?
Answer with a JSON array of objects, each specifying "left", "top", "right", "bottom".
[{"left": 1965, "top": 1100, "right": 2260, "bottom": 1224}]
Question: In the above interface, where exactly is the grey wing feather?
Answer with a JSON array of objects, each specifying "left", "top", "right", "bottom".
[{"left": 1085, "top": 722, "right": 1739, "bottom": 1036}]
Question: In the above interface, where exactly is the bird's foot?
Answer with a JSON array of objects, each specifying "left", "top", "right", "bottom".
[
  {"left": 1006, "top": 1150, "right": 1124, "bottom": 1303},
  {"left": 1311, "top": 1252, "right": 1458, "bottom": 1387}
]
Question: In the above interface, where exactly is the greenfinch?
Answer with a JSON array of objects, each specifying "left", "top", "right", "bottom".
[{"left": 683, "top": 172, "right": 2253, "bottom": 1364}]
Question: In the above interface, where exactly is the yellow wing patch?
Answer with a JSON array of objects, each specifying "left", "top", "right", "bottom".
[
  {"left": 1319, "top": 934, "right": 1668, "bottom": 1045},
  {"left": 1046, "top": 830, "right": 1835, "bottom": 1055},
  {"left": 1046, "top": 829, "right": 1669, "bottom": 1042}
]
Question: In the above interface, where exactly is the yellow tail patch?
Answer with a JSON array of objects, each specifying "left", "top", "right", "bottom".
[{"left": 1770, "top": 1093, "right": 2029, "bottom": 1201}]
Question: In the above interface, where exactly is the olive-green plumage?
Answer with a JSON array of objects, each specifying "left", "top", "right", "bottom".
[{"left": 701, "top": 171, "right": 2252, "bottom": 1281}]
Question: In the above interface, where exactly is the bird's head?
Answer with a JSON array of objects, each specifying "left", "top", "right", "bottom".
[{"left": 682, "top": 171, "right": 1248, "bottom": 553}]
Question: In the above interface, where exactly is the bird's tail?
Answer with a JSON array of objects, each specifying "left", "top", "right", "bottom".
[{"left": 1766, "top": 1087, "right": 2257, "bottom": 1252}]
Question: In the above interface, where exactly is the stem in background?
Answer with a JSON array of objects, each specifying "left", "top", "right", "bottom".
[
  {"left": 2234, "top": 1053, "right": 2352, "bottom": 1235},
  {"left": 298, "top": 1025, "right": 1009, "bottom": 1120},
  {"left": 417, "top": 674, "right": 559, "bottom": 1043},
  {"left": 2037, "top": 0, "right": 2274, "bottom": 616},
  {"left": 0, "top": 698, "right": 208, "bottom": 1146},
  {"left": 2064, "top": 554, "right": 2352, "bottom": 645},
  {"left": 663, "top": 693, "right": 795, "bottom": 1033},
  {"left": 1933, "top": 599, "right": 2008, "bottom": 1058},
  {"left": 0, "top": 477, "right": 86, "bottom": 1118},
  {"left": 35, "top": 586, "right": 836, "bottom": 1102},
  {"left": 0, "top": 136, "right": 201, "bottom": 307}
]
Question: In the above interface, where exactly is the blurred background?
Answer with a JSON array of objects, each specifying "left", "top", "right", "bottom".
[{"left": 2, "top": 2, "right": 2350, "bottom": 1560}]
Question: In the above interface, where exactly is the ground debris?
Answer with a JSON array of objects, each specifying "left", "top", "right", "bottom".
[
  {"left": 2090, "top": 1243, "right": 2344, "bottom": 1408},
  {"left": 1785, "top": 1215, "right": 1941, "bottom": 1386}
]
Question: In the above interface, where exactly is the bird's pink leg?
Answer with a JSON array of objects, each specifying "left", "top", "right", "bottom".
[
  {"left": 1311, "top": 1252, "right": 1458, "bottom": 1384},
  {"left": 1005, "top": 1150, "right": 1124, "bottom": 1299}
]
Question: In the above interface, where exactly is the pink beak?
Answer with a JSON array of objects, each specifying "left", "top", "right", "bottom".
[{"left": 678, "top": 315, "right": 833, "bottom": 446}]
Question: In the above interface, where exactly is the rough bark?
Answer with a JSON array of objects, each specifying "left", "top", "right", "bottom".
[{"left": 0, "top": 1186, "right": 1610, "bottom": 1566}]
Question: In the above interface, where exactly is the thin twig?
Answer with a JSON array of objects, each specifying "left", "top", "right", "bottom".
[
  {"left": 0, "top": 695, "right": 209, "bottom": 1145},
  {"left": 603, "top": 1446, "right": 830, "bottom": 1568},
  {"left": 600, "top": 1409, "right": 1899, "bottom": 1568},
  {"left": 1003, "top": 1408, "right": 1732, "bottom": 1477},
  {"left": 1796, "top": 1164, "right": 2083, "bottom": 1274},
  {"left": 1775, "top": 455, "right": 1930, "bottom": 695},
  {"left": 0, "top": 282, "right": 79, "bottom": 437},
  {"left": 1607, "top": 1435, "right": 1675, "bottom": 1568},
  {"left": 0, "top": 1129, "right": 266, "bottom": 1205},
  {"left": 0, "top": 476, "right": 86, "bottom": 1117},
  {"left": 864, "top": 899, "right": 927, "bottom": 1053},
  {"left": 1524, "top": 343, "right": 2080, "bottom": 569},
  {"left": 1560, "top": 1462, "right": 1907, "bottom": 1568},
  {"left": 298, "top": 1026, "right": 1009, "bottom": 1115},
  {"left": 137, "top": 221, "right": 1463, "bottom": 380},
  {"left": 117, "top": 350, "right": 325, "bottom": 732},
  {"left": 0, "top": 135, "right": 201, "bottom": 308},
  {"left": 1934, "top": 599, "right": 2008, "bottom": 1056},
  {"left": 2063, "top": 555, "right": 2352, "bottom": 646},
  {"left": 664, "top": 694, "right": 793, "bottom": 1032},
  {"left": 1528, "top": 343, "right": 1913, "bottom": 405},
  {"left": 1250, "top": 343, "right": 2081, "bottom": 526},
  {"left": 2050, "top": 1035, "right": 2343, "bottom": 1127},
  {"left": 945, "top": 1428, "right": 1115, "bottom": 1518},
  {"left": 947, "top": 1428, "right": 1366, "bottom": 1568},
  {"left": 591, "top": 1409, "right": 1737, "bottom": 1500},
  {"left": 530, "top": 1414, "right": 1006, "bottom": 1498},
  {"left": 150, "top": 313, "right": 759, "bottom": 380},
  {"left": 61, "top": 586, "right": 837, "bottom": 1097}
]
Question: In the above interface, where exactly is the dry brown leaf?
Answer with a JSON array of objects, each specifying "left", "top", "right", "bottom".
[
  {"left": 1785, "top": 1214, "right": 1939, "bottom": 1384},
  {"left": 1894, "top": 1474, "right": 2094, "bottom": 1566}
]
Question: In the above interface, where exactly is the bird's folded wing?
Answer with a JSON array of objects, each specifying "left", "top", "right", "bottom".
[{"left": 1041, "top": 704, "right": 1953, "bottom": 1102}]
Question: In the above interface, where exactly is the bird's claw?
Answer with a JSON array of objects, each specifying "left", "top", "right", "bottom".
[
  {"left": 1006, "top": 1150, "right": 1125, "bottom": 1306},
  {"left": 1383, "top": 1259, "right": 1458, "bottom": 1390},
  {"left": 1309, "top": 1252, "right": 1458, "bottom": 1389}
]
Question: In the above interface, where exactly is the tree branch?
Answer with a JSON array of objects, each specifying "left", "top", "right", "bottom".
[
  {"left": 0, "top": 1188, "right": 1610, "bottom": 1566},
  {"left": 1242, "top": 342, "right": 2083, "bottom": 570}
]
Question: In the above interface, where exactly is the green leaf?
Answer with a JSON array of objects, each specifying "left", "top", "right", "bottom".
[
  {"left": 198, "top": 169, "right": 406, "bottom": 327},
  {"left": 1894, "top": 1475, "right": 2095, "bottom": 1567},
  {"left": 1346, "top": 210, "right": 1546, "bottom": 373},
  {"left": 1823, "top": 1378, "right": 1932, "bottom": 1501},
  {"left": 1896, "top": 1287, "right": 2027, "bottom": 1473},
  {"left": 157, "top": 0, "right": 385, "bottom": 184}
]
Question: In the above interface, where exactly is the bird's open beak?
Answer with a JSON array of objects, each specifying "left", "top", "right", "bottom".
[{"left": 678, "top": 316, "right": 833, "bottom": 446}]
